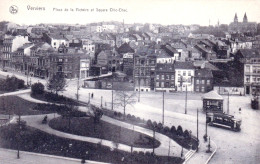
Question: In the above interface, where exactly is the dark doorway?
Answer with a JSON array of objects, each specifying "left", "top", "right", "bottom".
[{"left": 246, "top": 86, "right": 250, "bottom": 94}]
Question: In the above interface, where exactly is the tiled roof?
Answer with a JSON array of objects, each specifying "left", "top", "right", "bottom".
[
  {"left": 195, "top": 69, "right": 213, "bottom": 78},
  {"left": 155, "top": 50, "right": 171, "bottom": 58},
  {"left": 136, "top": 47, "right": 156, "bottom": 56},
  {"left": 174, "top": 61, "right": 194, "bottom": 69},
  {"left": 238, "top": 49, "right": 260, "bottom": 58},
  {"left": 202, "top": 91, "right": 223, "bottom": 100},
  {"left": 49, "top": 33, "right": 67, "bottom": 40},
  {"left": 18, "top": 43, "right": 33, "bottom": 50},
  {"left": 156, "top": 63, "right": 174, "bottom": 72},
  {"left": 117, "top": 43, "right": 135, "bottom": 54}
]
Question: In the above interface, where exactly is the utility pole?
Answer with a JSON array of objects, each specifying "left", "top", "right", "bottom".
[
  {"left": 162, "top": 91, "right": 165, "bottom": 125},
  {"left": 227, "top": 92, "right": 230, "bottom": 114},
  {"left": 17, "top": 106, "right": 21, "bottom": 159},
  {"left": 205, "top": 111, "right": 208, "bottom": 137},
  {"left": 76, "top": 75, "right": 79, "bottom": 103},
  {"left": 185, "top": 85, "right": 187, "bottom": 114},
  {"left": 111, "top": 79, "right": 114, "bottom": 110},
  {"left": 138, "top": 78, "right": 140, "bottom": 102},
  {"left": 167, "top": 139, "right": 170, "bottom": 161},
  {"left": 197, "top": 108, "right": 199, "bottom": 141},
  {"left": 153, "top": 127, "right": 155, "bottom": 155},
  {"left": 26, "top": 67, "right": 29, "bottom": 86},
  {"left": 101, "top": 96, "right": 103, "bottom": 108}
]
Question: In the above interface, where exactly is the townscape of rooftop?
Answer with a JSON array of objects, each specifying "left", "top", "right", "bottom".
[{"left": 1, "top": 12, "right": 260, "bottom": 95}]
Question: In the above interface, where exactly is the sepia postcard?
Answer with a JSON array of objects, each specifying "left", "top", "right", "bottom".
[{"left": 0, "top": 0, "right": 259, "bottom": 164}]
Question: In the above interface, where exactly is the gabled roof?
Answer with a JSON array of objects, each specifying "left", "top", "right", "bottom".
[
  {"left": 156, "top": 63, "right": 174, "bottom": 72},
  {"left": 202, "top": 91, "right": 223, "bottom": 100},
  {"left": 117, "top": 43, "right": 135, "bottom": 54},
  {"left": 30, "top": 42, "right": 54, "bottom": 52},
  {"left": 195, "top": 69, "right": 213, "bottom": 78},
  {"left": 174, "top": 61, "right": 194, "bottom": 70},
  {"left": 18, "top": 43, "right": 33, "bottom": 50},
  {"left": 135, "top": 47, "right": 156, "bottom": 56},
  {"left": 238, "top": 49, "right": 260, "bottom": 58},
  {"left": 155, "top": 50, "right": 171, "bottom": 58},
  {"left": 49, "top": 33, "right": 68, "bottom": 40}
]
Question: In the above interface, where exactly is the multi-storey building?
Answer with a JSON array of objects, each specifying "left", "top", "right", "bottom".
[
  {"left": 28, "top": 42, "right": 54, "bottom": 78},
  {"left": 174, "top": 61, "right": 195, "bottom": 92},
  {"left": 134, "top": 47, "right": 156, "bottom": 92},
  {"left": 155, "top": 63, "right": 175, "bottom": 92},
  {"left": 236, "top": 49, "right": 260, "bottom": 95},
  {"left": 117, "top": 43, "right": 135, "bottom": 77},
  {"left": 1, "top": 35, "right": 30, "bottom": 68},
  {"left": 12, "top": 43, "right": 34, "bottom": 72},
  {"left": 194, "top": 69, "right": 213, "bottom": 93},
  {"left": 156, "top": 49, "right": 174, "bottom": 64},
  {"left": 42, "top": 33, "right": 69, "bottom": 51},
  {"left": 97, "top": 49, "right": 121, "bottom": 73},
  {"left": 48, "top": 47, "right": 86, "bottom": 79}
]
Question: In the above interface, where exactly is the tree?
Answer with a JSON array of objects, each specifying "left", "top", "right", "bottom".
[
  {"left": 177, "top": 125, "right": 183, "bottom": 136},
  {"left": 114, "top": 90, "right": 137, "bottom": 119},
  {"left": 47, "top": 73, "right": 66, "bottom": 94},
  {"left": 58, "top": 103, "right": 86, "bottom": 131},
  {"left": 90, "top": 105, "right": 103, "bottom": 123},
  {"left": 31, "top": 82, "right": 44, "bottom": 95}
]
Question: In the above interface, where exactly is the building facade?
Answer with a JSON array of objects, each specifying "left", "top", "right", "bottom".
[
  {"left": 174, "top": 61, "right": 195, "bottom": 92},
  {"left": 236, "top": 49, "right": 260, "bottom": 95},
  {"left": 194, "top": 69, "right": 213, "bottom": 93},
  {"left": 155, "top": 63, "right": 175, "bottom": 92},
  {"left": 134, "top": 47, "right": 156, "bottom": 92}
]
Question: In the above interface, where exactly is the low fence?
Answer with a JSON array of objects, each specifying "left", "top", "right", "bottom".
[
  {"left": 84, "top": 80, "right": 134, "bottom": 91},
  {"left": 214, "top": 86, "right": 244, "bottom": 95}
]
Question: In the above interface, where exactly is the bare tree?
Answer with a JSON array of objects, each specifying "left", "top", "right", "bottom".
[
  {"left": 114, "top": 90, "right": 137, "bottom": 119},
  {"left": 47, "top": 73, "right": 67, "bottom": 94}
]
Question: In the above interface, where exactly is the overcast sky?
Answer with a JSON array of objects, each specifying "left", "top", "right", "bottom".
[{"left": 0, "top": 0, "right": 260, "bottom": 26}]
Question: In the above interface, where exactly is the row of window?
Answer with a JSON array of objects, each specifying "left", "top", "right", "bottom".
[
  {"left": 245, "top": 76, "right": 260, "bottom": 82},
  {"left": 196, "top": 86, "right": 205, "bottom": 92},
  {"left": 2, "top": 46, "right": 12, "bottom": 52},
  {"left": 135, "top": 60, "right": 156, "bottom": 65},
  {"left": 156, "top": 82, "right": 175, "bottom": 88},
  {"left": 156, "top": 74, "right": 174, "bottom": 80},
  {"left": 245, "top": 65, "right": 260, "bottom": 72},
  {"left": 195, "top": 79, "right": 211, "bottom": 85},
  {"left": 177, "top": 70, "right": 192, "bottom": 76}
]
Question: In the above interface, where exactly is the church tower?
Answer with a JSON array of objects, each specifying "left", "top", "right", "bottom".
[
  {"left": 243, "top": 12, "right": 248, "bottom": 23},
  {"left": 234, "top": 13, "right": 238, "bottom": 23}
]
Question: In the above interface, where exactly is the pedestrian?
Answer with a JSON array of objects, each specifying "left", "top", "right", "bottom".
[{"left": 91, "top": 93, "right": 93, "bottom": 98}]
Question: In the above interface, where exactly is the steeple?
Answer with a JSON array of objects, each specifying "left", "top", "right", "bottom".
[
  {"left": 234, "top": 13, "right": 238, "bottom": 23},
  {"left": 243, "top": 12, "right": 248, "bottom": 23}
]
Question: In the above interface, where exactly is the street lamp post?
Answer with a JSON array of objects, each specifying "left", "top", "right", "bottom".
[
  {"left": 17, "top": 107, "right": 21, "bottom": 159},
  {"left": 76, "top": 75, "right": 80, "bottom": 103},
  {"left": 227, "top": 91, "right": 230, "bottom": 114},
  {"left": 197, "top": 108, "right": 199, "bottom": 141},
  {"left": 112, "top": 78, "right": 114, "bottom": 110},
  {"left": 101, "top": 96, "right": 103, "bottom": 108},
  {"left": 162, "top": 91, "right": 165, "bottom": 125},
  {"left": 204, "top": 110, "right": 208, "bottom": 142},
  {"left": 185, "top": 85, "right": 187, "bottom": 114},
  {"left": 88, "top": 93, "right": 90, "bottom": 104},
  {"left": 152, "top": 126, "right": 155, "bottom": 155},
  {"left": 138, "top": 77, "right": 140, "bottom": 102}
]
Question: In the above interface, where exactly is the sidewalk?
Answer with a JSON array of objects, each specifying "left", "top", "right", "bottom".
[
  {"left": 0, "top": 148, "right": 108, "bottom": 164},
  {"left": 19, "top": 113, "right": 188, "bottom": 157},
  {"left": 0, "top": 89, "right": 30, "bottom": 97},
  {"left": 185, "top": 138, "right": 217, "bottom": 164}
]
